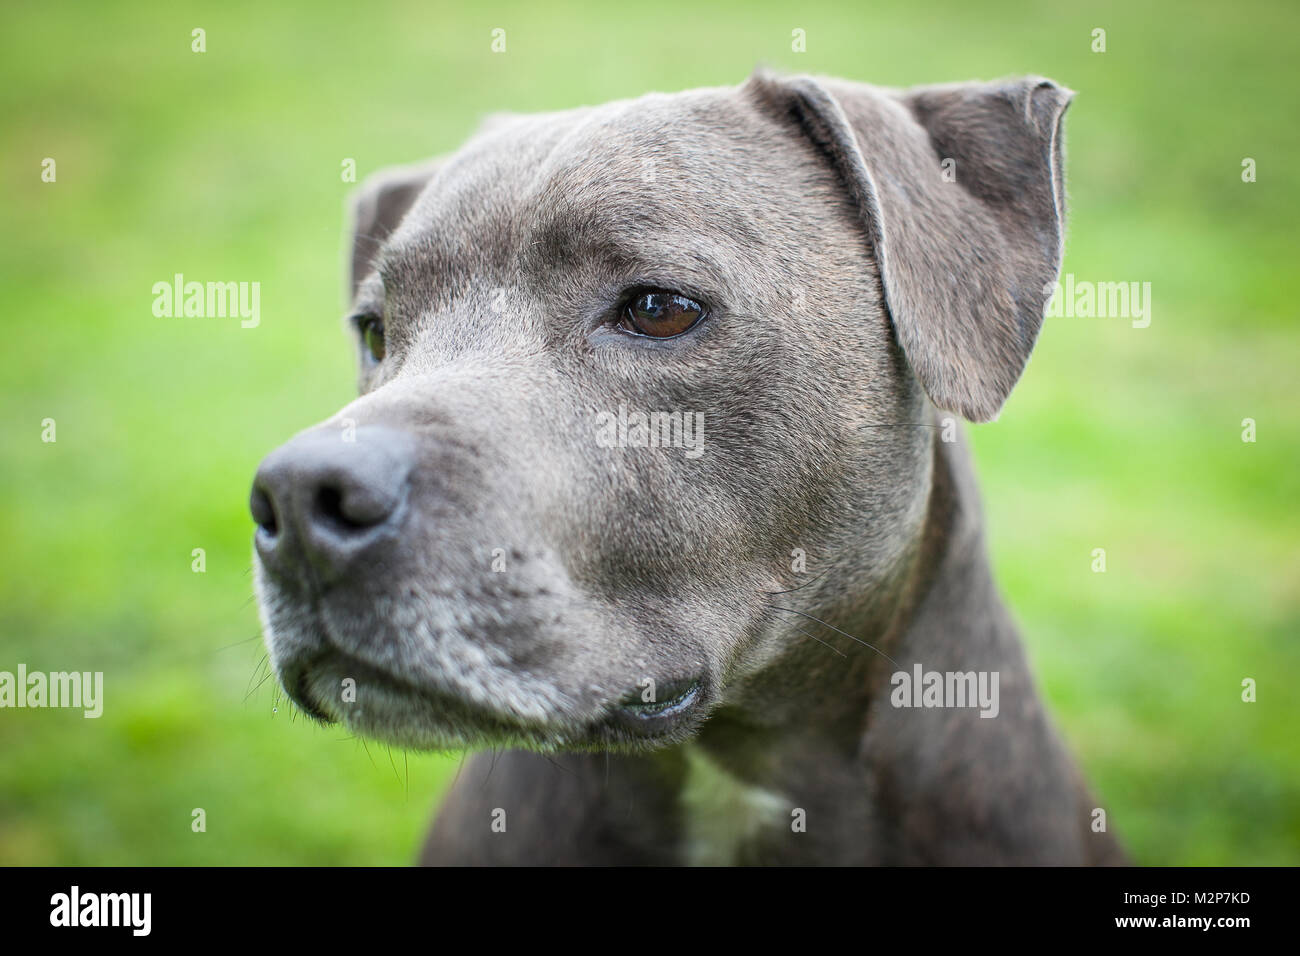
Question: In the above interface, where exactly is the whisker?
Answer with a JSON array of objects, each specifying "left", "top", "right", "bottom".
[
  {"left": 482, "top": 746, "right": 502, "bottom": 791},
  {"left": 352, "top": 228, "right": 397, "bottom": 248},
  {"left": 359, "top": 736, "right": 378, "bottom": 771},
  {"left": 214, "top": 634, "right": 262, "bottom": 654},
  {"left": 763, "top": 604, "right": 899, "bottom": 668},
  {"left": 386, "top": 745, "right": 402, "bottom": 787},
  {"left": 244, "top": 653, "right": 268, "bottom": 695},
  {"left": 759, "top": 564, "right": 833, "bottom": 596},
  {"left": 244, "top": 665, "right": 274, "bottom": 701},
  {"left": 450, "top": 750, "right": 468, "bottom": 789},
  {"left": 787, "top": 623, "right": 848, "bottom": 658},
  {"left": 541, "top": 753, "right": 575, "bottom": 777}
]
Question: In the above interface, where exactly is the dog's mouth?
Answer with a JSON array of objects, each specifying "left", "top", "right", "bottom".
[
  {"left": 268, "top": 615, "right": 710, "bottom": 752},
  {"left": 279, "top": 648, "right": 553, "bottom": 747}
]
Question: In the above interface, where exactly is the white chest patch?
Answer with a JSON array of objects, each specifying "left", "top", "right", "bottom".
[{"left": 680, "top": 745, "right": 789, "bottom": 866}]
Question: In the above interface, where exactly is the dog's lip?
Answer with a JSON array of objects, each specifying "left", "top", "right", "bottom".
[
  {"left": 284, "top": 646, "right": 547, "bottom": 734},
  {"left": 277, "top": 657, "right": 333, "bottom": 722}
]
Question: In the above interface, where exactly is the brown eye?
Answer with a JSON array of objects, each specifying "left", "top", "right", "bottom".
[
  {"left": 619, "top": 291, "right": 705, "bottom": 338},
  {"left": 360, "top": 316, "right": 385, "bottom": 362}
]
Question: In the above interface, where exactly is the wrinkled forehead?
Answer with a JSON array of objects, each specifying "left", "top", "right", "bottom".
[{"left": 376, "top": 86, "right": 808, "bottom": 287}]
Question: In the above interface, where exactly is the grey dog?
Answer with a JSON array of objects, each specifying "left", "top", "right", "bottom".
[{"left": 250, "top": 69, "right": 1124, "bottom": 865}]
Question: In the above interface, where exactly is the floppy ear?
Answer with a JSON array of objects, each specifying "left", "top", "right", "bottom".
[
  {"left": 749, "top": 71, "right": 1074, "bottom": 422},
  {"left": 347, "top": 159, "right": 443, "bottom": 298}
]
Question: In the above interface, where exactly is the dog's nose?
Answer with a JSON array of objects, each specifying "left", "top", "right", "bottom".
[{"left": 250, "top": 425, "right": 415, "bottom": 586}]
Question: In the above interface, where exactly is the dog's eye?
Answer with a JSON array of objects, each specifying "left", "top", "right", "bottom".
[
  {"left": 359, "top": 316, "right": 385, "bottom": 362},
  {"left": 619, "top": 291, "right": 705, "bottom": 338}
]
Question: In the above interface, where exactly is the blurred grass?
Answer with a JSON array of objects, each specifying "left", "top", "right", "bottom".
[{"left": 1, "top": 0, "right": 1296, "bottom": 864}]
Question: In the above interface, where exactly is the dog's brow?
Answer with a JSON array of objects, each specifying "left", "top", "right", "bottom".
[
  {"left": 373, "top": 249, "right": 428, "bottom": 294},
  {"left": 373, "top": 250, "right": 401, "bottom": 286},
  {"left": 373, "top": 238, "right": 469, "bottom": 292},
  {"left": 351, "top": 273, "right": 385, "bottom": 310},
  {"left": 528, "top": 207, "right": 739, "bottom": 286}
]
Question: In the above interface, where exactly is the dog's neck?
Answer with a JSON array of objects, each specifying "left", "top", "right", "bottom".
[
  {"left": 621, "top": 429, "right": 1009, "bottom": 864},
  {"left": 684, "top": 426, "right": 1005, "bottom": 782}
]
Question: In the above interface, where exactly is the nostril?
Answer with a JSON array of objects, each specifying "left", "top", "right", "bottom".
[
  {"left": 314, "top": 485, "right": 348, "bottom": 528},
  {"left": 313, "top": 481, "right": 394, "bottom": 531},
  {"left": 250, "top": 484, "right": 279, "bottom": 537}
]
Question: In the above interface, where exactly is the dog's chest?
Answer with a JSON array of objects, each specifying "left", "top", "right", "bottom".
[{"left": 678, "top": 745, "right": 789, "bottom": 866}]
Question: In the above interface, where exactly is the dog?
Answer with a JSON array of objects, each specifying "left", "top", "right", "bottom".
[{"left": 250, "top": 69, "right": 1124, "bottom": 865}]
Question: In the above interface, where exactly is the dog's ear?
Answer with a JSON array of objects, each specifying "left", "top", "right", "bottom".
[
  {"left": 347, "top": 159, "right": 443, "bottom": 298},
  {"left": 749, "top": 72, "right": 1073, "bottom": 421}
]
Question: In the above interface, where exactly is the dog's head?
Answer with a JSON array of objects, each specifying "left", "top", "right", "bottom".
[{"left": 251, "top": 71, "right": 1072, "bottom": 751}]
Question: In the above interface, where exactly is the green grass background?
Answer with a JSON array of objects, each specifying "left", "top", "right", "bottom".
[{"left": 1, "top": 0, "right": 1296, "bottom": 864}]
